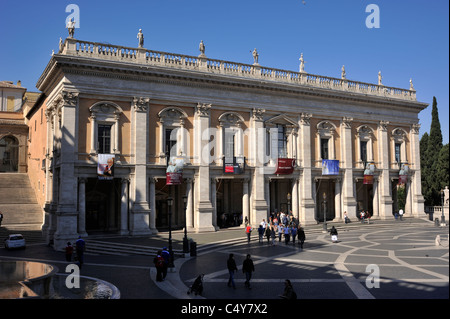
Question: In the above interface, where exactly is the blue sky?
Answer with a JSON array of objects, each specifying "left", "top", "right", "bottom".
[{"left": 1, "top": 0, "right": 448, "bottom": 143}]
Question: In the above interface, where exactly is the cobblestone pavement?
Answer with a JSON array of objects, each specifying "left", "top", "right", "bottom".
[{"left": 0, "top": 218, "right": 448, "bottom": 301}]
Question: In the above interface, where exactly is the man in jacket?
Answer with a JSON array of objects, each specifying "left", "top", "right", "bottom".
[
  {"left": 227, "top": 254, "right": 238, "bottom": 289},
  {"left": 242, "top": 254, "right": 255, "bottom": 289}
]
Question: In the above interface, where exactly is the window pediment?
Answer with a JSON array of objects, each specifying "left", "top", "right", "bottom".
[{"left": 265, "top": 114, "right": 298, "bottom": 128}]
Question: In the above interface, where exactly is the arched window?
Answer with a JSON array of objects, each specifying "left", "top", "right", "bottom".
[
  {"left": 0, "top": 135, "right": 19, "bottom": 172},
  {"left": 89, "top": 102, "right": 123, "bottom": 154},
  {"left": 356, "top": 125, "right": 375, "bottom": 168},
  {"left": 391, "top": 128, "right": 408, "bottom": 168},
  {"left": 217, "top": 112, "right": 245, "bottom": 165},
  {"left": 316, "top": 121, "right": 336, "bottom": 163},
  {"left": 158, "top": 107, "right": 188, "bottom": 164}
]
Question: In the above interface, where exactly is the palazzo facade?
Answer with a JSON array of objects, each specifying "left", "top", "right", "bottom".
[{"left": 33, "top": 33, "right": 427, "bottom": 250}]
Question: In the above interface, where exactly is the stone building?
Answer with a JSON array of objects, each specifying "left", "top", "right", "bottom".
[{"left": 33, "top": 31, "right": 428, "bottom": 250}]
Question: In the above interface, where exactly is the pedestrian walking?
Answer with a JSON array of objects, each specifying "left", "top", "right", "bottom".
[
  {"left": 258, "top": 224, "right": 264, "bottom": 243},
  {"left": 298, "top": 227, "right": 305, "bottom": 249},
  {"left": 242, "top": 254, "right": 255, "bottom": 289},
  {"left": 344, "top": 211, "right": 350, "bottom": 224},
  {"left": 265, "top": 225, "right": 271, "bottom": 244},
  {"left": 153, "top": 250, "right": 165, "bottom": 282},
  {"left": 245, "top": 224, "right": 252, "bottom": 243},
  {"left": 284, "top": 224, "right": 290, "bottom": 245},
  {"left": 291, "top": 225, "right": 297, "bottom": 245},
  {"left": 65, "top": 242, "right": 73, "bottom": 262},
  {"left": 360, "top": 210, "right": 366, "bottom": 224},
  {"left": 75, "top": 236, "right": 86, "bottom": 269},
  {"left": 279, "top": 279, "right": 297, "bottom": 300},
  {"left": 227, "top": 254, "right": 238, "bottom": 289},
  {"left": 270, "top": 225, "right": 276, "bottom": 245},
  {"left": 277, "top": 224, "right": 283, "bottom": 242}
]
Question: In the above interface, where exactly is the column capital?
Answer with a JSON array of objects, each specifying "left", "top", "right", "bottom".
[
  {"left": 195, "top": 103, "right": 212, "bottom": 117},
  {"left": 132, "top": 97, "right": 150, "bottom": 112}
]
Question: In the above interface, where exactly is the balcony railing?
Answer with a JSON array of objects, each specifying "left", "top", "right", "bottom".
[{"left": 60, "top": 38, "right": 417, "bottom": 101}]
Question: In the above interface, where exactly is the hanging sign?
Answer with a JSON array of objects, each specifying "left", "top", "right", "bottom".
[
  {"left": 98, "top": 154, "right": 115, "bottom": 180},
  {"left": 166, "top": 156, "right": 184, "bottom": 185},
  {"left": 275, "top": 158, "right": 296, "bottom": 175},
  {"left": 398, "top": 163, "right": 409, "bottom": 185},
  {"left": 363, "top": 163, "right": 376, "bottom": 185},
  {"left": 224, "top": 156, "right": 245, "bottom": 175},
  {"left": 322, "top": 159, "right": 339, "bottom": 175}
]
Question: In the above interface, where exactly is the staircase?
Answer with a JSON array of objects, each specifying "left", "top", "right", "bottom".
[{"left": 0, "top": 173, "right": 43, "bottom": 229}]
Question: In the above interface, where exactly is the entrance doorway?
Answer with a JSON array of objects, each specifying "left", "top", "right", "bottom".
[
  {"left": 315, "top": 179, "right": 336, "bottom": 222},
  {"left": 85, "top": 178, "right": 121, "bottom": 232},
  {"left": 0, "top": 136, "right": 19, "bottom": 172},
  {"left": 216, "top": 179, "right": 243, "bottom": 228}
]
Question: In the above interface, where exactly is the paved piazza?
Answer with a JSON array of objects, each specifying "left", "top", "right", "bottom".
[{"left": 172, "top": 220, "right": 449, "bottom": 299}]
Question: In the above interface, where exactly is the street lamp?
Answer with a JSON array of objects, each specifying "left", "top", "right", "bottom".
[
  {"left": 441, "top": 189, "right": 446, "bottom": 226},
  {"left": 167, "top": 196, "right": 174, "bottom": 268},
  {"left": 182, "top": 195, "right": 189, "bottom": 254}
]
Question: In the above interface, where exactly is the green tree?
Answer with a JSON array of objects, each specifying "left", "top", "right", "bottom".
[
  {"left": 437, "top": 143, "right": 449, "bottom": 191},
  {"left": 424, "top": 97, "right": 443, "bottom": 206}
]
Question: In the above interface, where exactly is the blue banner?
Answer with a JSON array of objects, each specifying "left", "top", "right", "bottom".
[{"left": 322, "top": 159, "right": 339, "bottom": 175}]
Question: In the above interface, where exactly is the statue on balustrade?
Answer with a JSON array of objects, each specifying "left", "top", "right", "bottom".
[
  {"left": 67, "top": 18, "right": 76, "bottom": 38},
  {"left": 199, "top": 40, "right": 206, "bottom": 56},
  {"left": 137, "top": 29, "right": 144, "bottom": 48},
  {"left": 252, "top": 48, "right": 259, "bottom": 65}
]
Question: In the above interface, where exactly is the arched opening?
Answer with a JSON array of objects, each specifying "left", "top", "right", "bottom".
[{"left": 0, "top": 136, "right": 19, "bottom": 172}]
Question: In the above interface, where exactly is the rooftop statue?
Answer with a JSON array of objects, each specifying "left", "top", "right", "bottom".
[
  {"left": 199, "top": 40, "right": 206, "bottom": 57},
  {"left": 137, "top": 29, "right": 144, "bottom": 48},
  {"left": 67, "top": 18, "right": 76, "bottom": 38},
  {"left": 252, "top": 48, "right": 259, "bottom": 65},
  {"left": 299, "top": 53, "right": 306, "bottom": 73}
]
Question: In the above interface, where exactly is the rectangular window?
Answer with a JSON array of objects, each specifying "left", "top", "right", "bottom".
[
  {"left": 395, "top": 143, "right": 401, "bottom": 163},
  {"left": 277, "top": 124, "right": 287, "bottom": 158},
  {"left": 98, "top": 124, "right": 112, "bottom": 154},
  {"left": 224, "top": 128, "right": 235, "bottom": 159},
  {"left": 321, "top": 138, "right": 329, "bottom": 159},
  {"left": 165, "top": 128, "right": 177, "bottom": 157},
  {"left": 7, "top": 97, "right": 15, "bottom": 112},
  {"left": 360, "top": 140, "right": 368, "bottom": 163}
]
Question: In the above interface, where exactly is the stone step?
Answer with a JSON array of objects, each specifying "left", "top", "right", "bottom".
[{"left": 85, "top": 239, "right": 184, "bottom": 257}]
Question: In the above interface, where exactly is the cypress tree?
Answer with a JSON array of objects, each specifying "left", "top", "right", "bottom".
[
  {"left": 420, "top": 132, "right": 431, "bottom": 205},
  {"left": 425, "top": 97, "right": 443, "bottom": 205}
]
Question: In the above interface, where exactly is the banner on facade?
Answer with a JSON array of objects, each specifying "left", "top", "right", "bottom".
[
  {"left": 224, "top": 156, "right": 245, "bottom": 175},
  {"left": 275, "top": 158, "right": 296, "bottom": 175},
  {"left": 398, "top": 163, "right": 409, "bottom": 185},
  {"left": 363, "top": 163, "right": 376, "bottom": 185},
  {"left": 166, "top": 156, "right": 184, "bottom": 185},
  {"left": 322, "top": 159, "right": 339, "bottom": 175},
  {"left": 98, "top": 154, "right": 115, "bottom": 180}
]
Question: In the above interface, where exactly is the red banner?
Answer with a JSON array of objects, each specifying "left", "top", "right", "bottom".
[
  {"left": 275, "top": 158, "right": 296, "bottom": 175},
  {"left": 363, "top": 175, "right": 373, "bottom": 185}
]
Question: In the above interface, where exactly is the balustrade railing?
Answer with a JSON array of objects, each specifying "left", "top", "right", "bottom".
[{"left": 63, "top": 39, "right": 416, "bottom": 101}]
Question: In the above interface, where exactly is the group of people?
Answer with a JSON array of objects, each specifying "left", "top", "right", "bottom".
[
  {"left": 64, "top": 236, "right": 86, "bottom": 268},
  {"left": 246, "top": 215, "right": 306, "bottom": 249},
  {"left": 153, "top": 247, "right": 171, "bottom": 282},
  {"left": 226, "top": 253, "right": 296, "bottom": 299}
]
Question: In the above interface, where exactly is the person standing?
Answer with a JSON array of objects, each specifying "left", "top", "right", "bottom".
[
  {"left": 242, "top": 254, "right": 255, "bottom": 289},
  {"left": 298, "top": 227, "right": 306, "bottom": 249},
  {"left": 75, "top": 236, "right": 86, "bottom": 269},
  {"left": 0, "top": 211, "right": 3, "bottom": 227},
  {"left": 399, "top": 208, "right": 404, "bottom": 221},
  {"left": 161, "top": 247, "right": 170, "bottom": 280},
  {"left": 291, "top": 224, "right": 297, "bottom": 245},
  {"left": 153, "top": 250, "right": 165, "bottom": 282},
  {"left": 227, "top": 254, "right": 238, "bottom": 289},
  {"left": 258, "top": 224, "right": 264, "bottom": 243},
  {"left": 265, "top": 225, "right": 271, "bottom": 244},
  {"left": 279, "top": 279, "right": 297, "bottom": 299},
  {"left": 245, "top": 224, "right": 252, "bottom": 243},
  {"left": 284, "top": 224, "right": 291, "bottom": 245},
  {"left": 65, "top": 242, "right": 73, "bottom": 262}
]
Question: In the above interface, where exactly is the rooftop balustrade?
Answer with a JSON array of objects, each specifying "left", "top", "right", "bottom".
[{"left": 59, "top": 38, "right": 417, "bottom": 101}]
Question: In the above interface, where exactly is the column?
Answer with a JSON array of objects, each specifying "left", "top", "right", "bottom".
[
  {"left": 242, "top": 178, "right": 249, "bottom": 227},
  {"left": 211, "top": 178, "right": 218, "bottom": 229},
  {"left": 341, "top": 117, "right": 357, "bottom": 218},
  {"left": 299, "top": 113, "right": 315, "bottom": 224},
  {"left": 78, "top": 178, "right": 88, "bottom": 236},
  {"left": 120, "top": 178, "right": 130, "bottom": 235},
  {"left": 409, "top": 124, "right": 424, "bottom": 217},
  {"left": 250, "top": 108, "right": 268, "bottom": 225},
  {"left": 130, "top": 97, "right": 153, "bottom": 235},
  {"left": 292, "top": 177, "right": 299, "bottom": 220},
  {"left": 148, "top": 177, "right": 158, "bottom": 233},
  {"left": 193, "top": 103, "right": 215, "bottom": 232},
  {"left": 378, "top": 121, "right": 393, "bottom": 219},
  {"left": 53, "top": 91, "right": 80, "bottom": 251},
  {"left": 335, "top": 178, "right": 342, "bottom": 220},
  {"left": 89, "top": 114, "right": 96, "bottom": 154},
  {"left": 372, "top": 177, "right": 379, "bottom": 218},
  {"left": 185, "top": 178, "right": 194, "bottom": 231},
  {"left": 114, "top": 113, "right": 120, "bottom": 153}
]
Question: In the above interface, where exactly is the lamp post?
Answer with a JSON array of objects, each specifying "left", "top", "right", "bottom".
[
  {"left": 182, "top": 195, "right": 189, "bottom": 254},
  {"left": 167, "top": 196, "right": 174, "bottom": 268},
  {"left": 322, "top": 192, "right": 327, "bottom": 232},
  {"left": 441, "top": 189, "right": 446, "bottom": 226}
]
